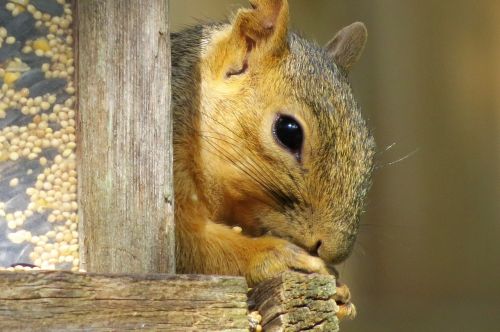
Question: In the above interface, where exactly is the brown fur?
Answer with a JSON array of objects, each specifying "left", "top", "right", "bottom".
[{"left": 171, "top": 0, "right": 375, "bottom": 287}]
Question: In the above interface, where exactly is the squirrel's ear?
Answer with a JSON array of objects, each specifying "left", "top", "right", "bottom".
[
  {"left": 232, "top": 0, "right": 289, "bottom": 53},
  {"left": 325, "top": 22, "right": 367, "bottom": 73},
  {"left": 212, "top": 0, "right": 289, "bottom": 79}
]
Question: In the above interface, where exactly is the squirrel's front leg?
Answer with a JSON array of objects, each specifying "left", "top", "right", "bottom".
[{"left": 176, "top": 219, "right": 329, "bottom": 287}]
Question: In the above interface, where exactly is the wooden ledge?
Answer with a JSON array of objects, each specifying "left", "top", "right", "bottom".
[
  {"left": 0, "top": 271, "right": 340, "bottom": 331},
  {"left": 0, "top": 271, "right": 248, "bottom": 331}
]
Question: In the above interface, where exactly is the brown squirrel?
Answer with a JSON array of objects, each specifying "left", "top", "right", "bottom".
[{"left": 172, "top": 0, "right": 374, "bottom": 319}]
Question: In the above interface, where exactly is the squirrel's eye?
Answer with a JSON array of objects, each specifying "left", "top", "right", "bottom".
[{"left": 273, "top": 115, "right": 304, "bottom": 159}]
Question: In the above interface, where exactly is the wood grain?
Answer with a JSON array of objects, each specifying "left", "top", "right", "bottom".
[
  {"left": 76, "top": 0, "right": 175, "bottom": 273},
  {"left": 0, "top": 271, "right": 248, "bottom": 331},
  {"left": 249, "top": 272, "right": 340, "bottom": 332}
]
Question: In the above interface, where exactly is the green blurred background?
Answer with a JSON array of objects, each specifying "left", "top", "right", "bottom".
[{"left": 171, "top": 1, "right": 500, "bottom": 331}]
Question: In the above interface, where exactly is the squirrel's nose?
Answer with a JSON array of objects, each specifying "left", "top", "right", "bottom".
[{"left": 308, "top": 240, "right": 323, "bottom": 257}]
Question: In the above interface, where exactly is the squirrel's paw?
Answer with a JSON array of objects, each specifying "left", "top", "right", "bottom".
[
  {"left": 245, "top": 238, "right": 329, "bottom": 286},
  {"left": 335, "top": 282, "right": 357, "bottom": 320}
]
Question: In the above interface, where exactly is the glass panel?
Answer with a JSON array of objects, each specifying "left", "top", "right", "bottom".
[{"left": 0, "top": 0, "right": 77, "bottom": 271}]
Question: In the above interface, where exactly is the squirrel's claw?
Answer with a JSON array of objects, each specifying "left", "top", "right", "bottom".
[
  {"left": 336, "top": 302, "right": 357, "bottom": 320},
  {"left": 334, "top": 282, "right": 357, "bottom": 320}
]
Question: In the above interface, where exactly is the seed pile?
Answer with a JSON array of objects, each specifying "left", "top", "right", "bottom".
[{"left": 0, "top": 0, "right": 78, "bottom": 271}]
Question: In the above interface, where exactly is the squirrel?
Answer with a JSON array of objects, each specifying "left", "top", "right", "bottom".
[{"left": 172, "top": 0, "right": 375, "bottom": 320}]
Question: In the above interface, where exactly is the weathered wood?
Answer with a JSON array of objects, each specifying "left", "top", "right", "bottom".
[
  {"left": 249, "top": 272, "right": 340, "bottom": 332},
  {"left": 0, "top": 271, "right": 248, "bottom": 331},
  {"left": 76, "top": 0, "right": 175, "bottom": 273},
  {"left": 0, "top": 270, "right": 344, "bottom": 331}
]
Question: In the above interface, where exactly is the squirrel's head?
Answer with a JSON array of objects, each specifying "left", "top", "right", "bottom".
[{"left": 198, "top": 0, "right": 375, "bottom": 265}]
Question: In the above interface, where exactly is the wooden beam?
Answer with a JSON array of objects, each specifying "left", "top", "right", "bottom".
[
  {"left": 0, "top": 271, "right": 248, "bottom": 331},
  {"left": 76, "top": 0, "right": 175, "bottom": 273},
  {"left": 249, "top": 272, "right": 340, "bottom": 332},
  {"left": 0, "top": 271, "right": 344, "bottom": 331}
]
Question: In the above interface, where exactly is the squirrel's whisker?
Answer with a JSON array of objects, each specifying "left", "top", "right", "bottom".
[
  {"left": 376, "top": 148, "right": 419, "bottom": 170},
  {"left": 201, "top": 137, "right": 291, "bottom": 210},
  {"left": 199, "top": 132, "right": 292, "bottom": 203}
]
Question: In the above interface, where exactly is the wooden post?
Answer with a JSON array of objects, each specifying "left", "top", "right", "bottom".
[
  {"left": 76, "top": 0, "right": 175, "bottom": 274},
  {"left": 249, "top": 272, "right": 340, "bottom": 332}
]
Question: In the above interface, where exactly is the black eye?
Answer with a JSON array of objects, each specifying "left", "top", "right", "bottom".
[{"left": 273, "top": 115, "right": 304, "bottom": 158}]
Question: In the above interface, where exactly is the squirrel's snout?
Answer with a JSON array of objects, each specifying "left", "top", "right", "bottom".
[
  {"left": 313, "top": 235, "right": 355, "bottom": 264},
  {"left": 307, "top": 240, "right": 323, "bottom": 257}
]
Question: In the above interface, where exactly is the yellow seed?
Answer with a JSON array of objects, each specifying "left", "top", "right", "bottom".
[
  {"left": 63, "top": 233, "right": 72, "bottom": 242},
  {"left": 14, "top": 5, "right": 25, "bottom": 14},
  {"left": 55, "top": 233, "right": 64, "bottom": 242},
  {"left": 34, "top": 38, "right": 51, "bottom": 52},
  {"left": 22, "top": 45, "right": 33, "bottom": 53},
  {"left": 4, "top": 72, "right": 20, "bottom": 85},
  {"left": 9, "top": 178, "right": 19, "bottom": 187},
  {"left": 49, "top": 249, "right": 59, "bottom": 259},
  {"left": 6, "top": 36, "right": 16, "bottom": 44},
  {"left": 40, "top": 102, "right": 50, "bottom": 112},
  {"left": 9, "top": 152, "right": 19, "bottom": 161},
  {"left": 15, "top": 218, "right": 24, "bottom": 227}
]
